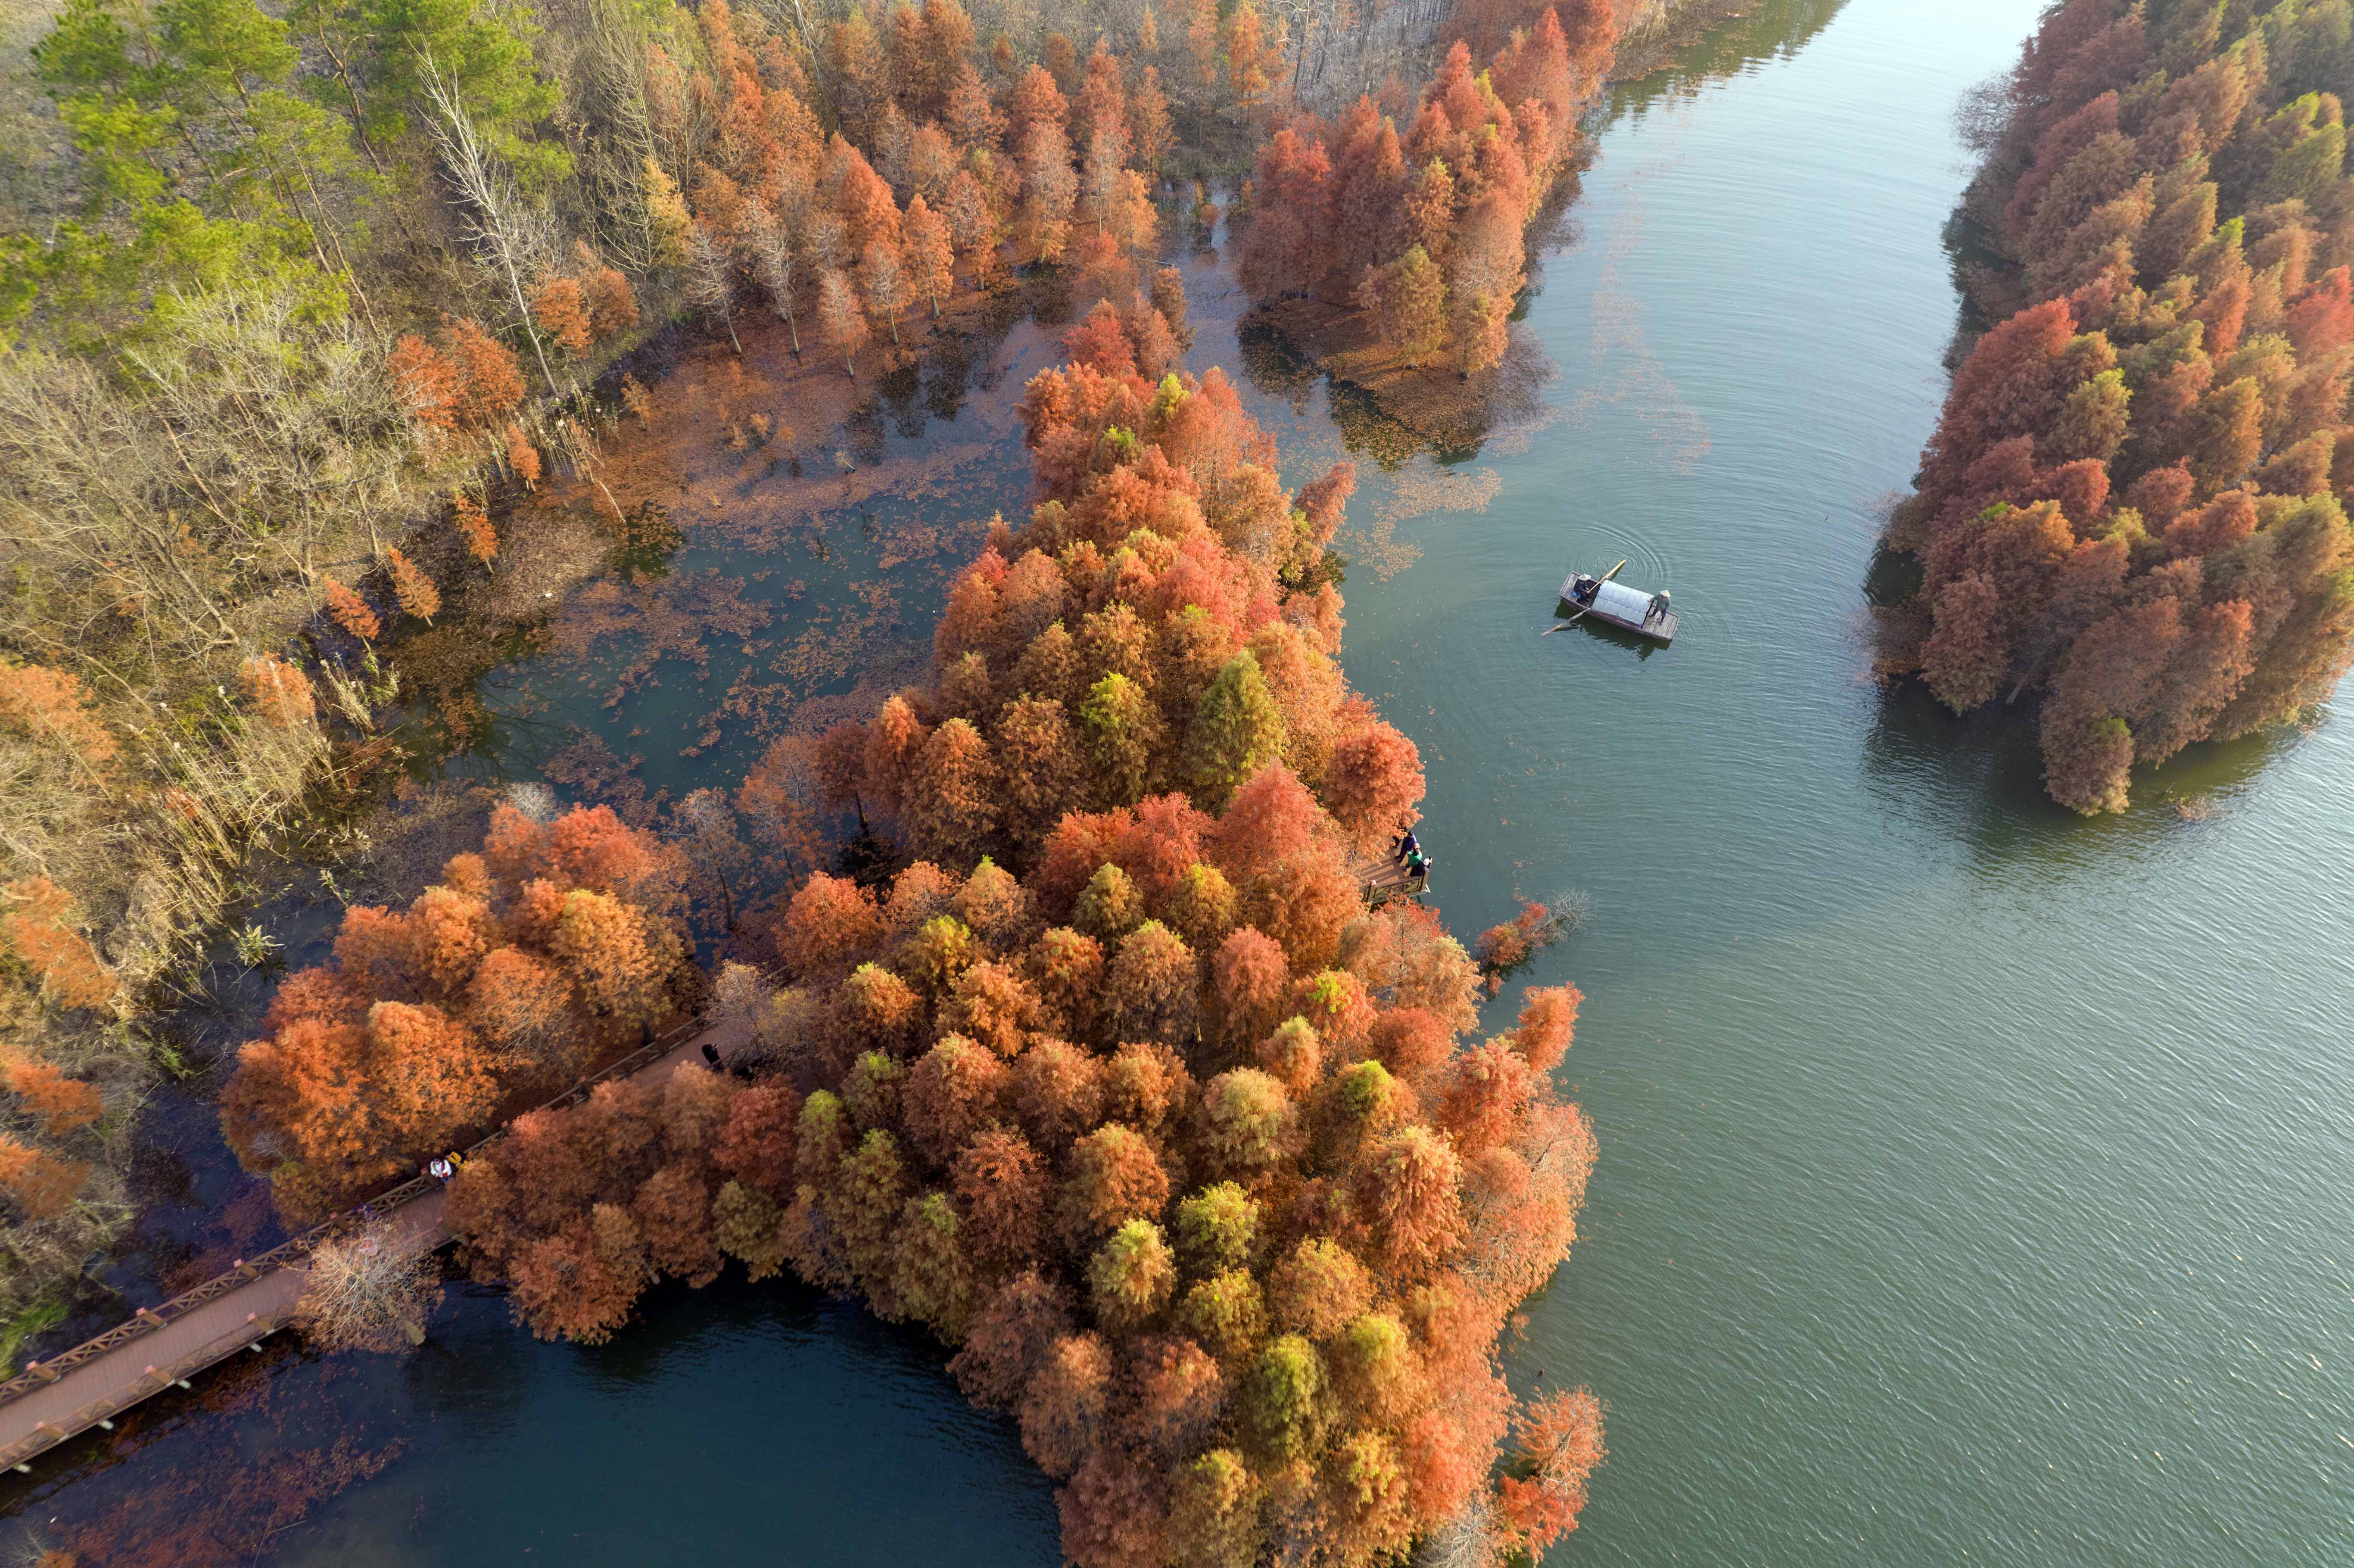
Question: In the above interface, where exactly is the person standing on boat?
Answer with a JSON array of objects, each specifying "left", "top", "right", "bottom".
[{"left": 1648, "top": 589, "right": 1671, "bottom": 624}]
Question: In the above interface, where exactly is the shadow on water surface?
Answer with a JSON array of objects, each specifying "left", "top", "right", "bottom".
[
  {"left": 300, "top": 1274, "right": 1053, "bottom": 1568},
  {"left": 0, "top": 1270, "right": 1056, "bottom": 1568},
  {"left": 1857, "top": 674, "right": 2311, "bottom": 870}
]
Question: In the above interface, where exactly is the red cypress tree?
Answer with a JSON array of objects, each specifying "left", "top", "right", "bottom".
[
  {"left": 386, "top": 549, "right": 440, "bottom": 624},
  {"left": 1020, "top": 1331, "right": 1115, "bottom": 1476},
  {"left": 902, "top": 192, "right": 957, "bottom": 316},
  {"left": 905, "top": 717, "right": 1002, "bottom": 864},
  {"left": 1059, "top": 1122, "right": 1172, "bottom": 1249},
  {"left": 954, "top": 1130, "right": 1053, "bottom": 1269},
  {"left": 1013, "top": 1037, "right": 1106, "bottom": 1153},
  {"left": 443, "top": 318, "right": 528, "bottom": 426},
  {"left": 905, "top": 1034, "right": 1012, "bottom": 1164},
  {"left": 1207, "top": 926, "right": 1290, "bottom": 1051},
  {"left": 324, "top": 579, "right": 380, "bottom": 641},
  {"left": 1437, "top": 1039, "right": 1533, "bottom": 1157},
  {"left": 1498, "top": 1388, "right": 1606, "bottom": 1552},
  {"left": 1509, "top": 984, "right": 1582, "bottom": 1074}
]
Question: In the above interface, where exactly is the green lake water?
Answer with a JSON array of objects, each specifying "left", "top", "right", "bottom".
[{"left": 19, "top": 0, "right": 2354, "bottom": 1560}]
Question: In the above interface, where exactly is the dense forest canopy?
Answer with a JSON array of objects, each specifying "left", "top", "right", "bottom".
[
  {"left": 0, "top": 0, "right": 1647, "bottom": 1338},
  {"left": 206, "top": 263, "right": 1610, "bottom": 1564},
  {"left": 1880, "top": 0, "right": 2354, "bottom": 812},
  {"left": 221, "top": 799, "right": 701, "bottom": 1218},
  {"left": 0, "top": 0, "right": 1646, "bottom": 1548}
]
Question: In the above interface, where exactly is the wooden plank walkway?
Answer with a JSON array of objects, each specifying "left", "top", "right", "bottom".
[{"left": 0, "top": 1014, "right": 738, "bottom": 1473}]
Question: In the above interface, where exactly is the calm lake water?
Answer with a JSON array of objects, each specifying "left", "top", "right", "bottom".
[{"left": 19, "top": 0, "right": 2354, "bottom": 1560}]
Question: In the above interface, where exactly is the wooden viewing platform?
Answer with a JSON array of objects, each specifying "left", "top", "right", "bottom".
[
  {"left": 0, "top": 1015, "right": 734, "bottom": 1475},
  {"left": 1357, "top": 855, "right": 1430, "bottom": 908}
]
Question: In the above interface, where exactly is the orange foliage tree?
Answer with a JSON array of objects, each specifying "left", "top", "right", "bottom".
[
  {"left": 324, "top": 580, "right": 380, "bottom": 641},
  {"left": 384, "top": 549, "right": 441, "bottom": 624},
  {"left": 1, "top": 876, "right": 117, "bottom": 1013},
  {"left": 0, "top": 876, "right": 116, "bottom": 1226},
  {"left": 659, "top": 0, "right": 1186, "bottom": 359},
  {"left": 0, "top": 662, "right": 118, "bottom": 777},
  {"left": 387, "top": 318, "right": 526, "bottom": 435},
  {"left": 454, "top": 492, "right": 499, "bottom": 569},
  {"left": 223, "top": 806, "right": 694, "bottom": 1219},
  {"left": 768, "top": 313, "right": 1393, "bottom": 884},
  {"left": 451, "top": 839, "right": 1598, "bottom": 1564}
]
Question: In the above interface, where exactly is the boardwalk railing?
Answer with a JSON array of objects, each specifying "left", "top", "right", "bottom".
[
  {"left": 1354, "top": 855, "right": 1430, "bottom": 908},
  {"left": 0, "top": 1016, "right": 705, "bottom": 1470},
  {"left": 0, "top": 1287, "right": 305, "bottom": 1474}
]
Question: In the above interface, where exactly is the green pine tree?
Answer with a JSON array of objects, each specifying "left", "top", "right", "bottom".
[
  {"left": 1080, "top": 672, "right": 1164, "bottom": 804},
  {"left": 1388, "top": 245, "right": 1446, "bottom": 366},
  {"left": 1184, "top": 650, "right": 1285, "bottom": 808}
]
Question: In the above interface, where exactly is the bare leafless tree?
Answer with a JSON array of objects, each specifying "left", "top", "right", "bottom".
[
  {"left": 419, "top": 53, "right": 559, "bottom": 391},
  {"left": 543, "top": 0, "right": 673, "bottom": 273},
  {"left": 684, "top": 218, "right": 744, "bottom": 354},
  {"left": 0, "top": 284, "right": 421, "bottom": 672},
  {"left": 1415, "top": 1493, "right": 1506, "bottom": 1568},
  {"left": 294, "top": 1219, "right": 445, "bottom": 1353},
  {"left": 1953, "top": 70, "right": 2013, "bottom": 156},
  {"left": 741, "top": 196, "right": 803, "bottom": 354}
]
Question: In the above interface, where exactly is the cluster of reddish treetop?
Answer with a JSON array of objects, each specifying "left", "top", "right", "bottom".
[
  {"left": 366, "top": 0, "right": 1626, "bottom": 632},
  {"left": 227, "top": 295, "right": 1604, "bottom": 1561},
  {"left": 222, "top": 804, "right": 700, "bottom": 1221},
  {"left": 382, "top": 0, "right": 1622, "bottom": 404},
  {"left": 1884, "top": 0, "right": 2354, "bottom": 812},
  {"left": 1242, "top": 3, "right": 1621, "bottom": 372},
  {"left": 674, "top": 0, "right": 1183, "bottom": 367},
  {"left": 222, "top": 0, "right": 1643, "bottom": 1552}
]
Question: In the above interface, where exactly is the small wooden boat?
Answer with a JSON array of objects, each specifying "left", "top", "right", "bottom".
[{"left": 1557, "top": 567, "right": 1678, "bottom": 644}]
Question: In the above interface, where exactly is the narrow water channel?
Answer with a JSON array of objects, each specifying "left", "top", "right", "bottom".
[
  {"left": 21, "top": 0, "right": 2353, "bottom": 1561},
  {"left": 1451, "top": 2, "right": 2354, "bottom": 1560}
]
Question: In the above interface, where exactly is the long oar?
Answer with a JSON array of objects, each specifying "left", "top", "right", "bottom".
[{"left": 1544, "top": 559, "right": 1627, "bottom": 635}]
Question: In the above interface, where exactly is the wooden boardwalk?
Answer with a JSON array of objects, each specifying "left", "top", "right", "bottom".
[{"left": 0, "top": 1015, "right": 735, "bottom": 1473}]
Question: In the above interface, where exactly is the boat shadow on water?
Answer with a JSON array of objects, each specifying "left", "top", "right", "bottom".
[{"left": 1551, "top": 609, "right": 1674, "bottom": 658}]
